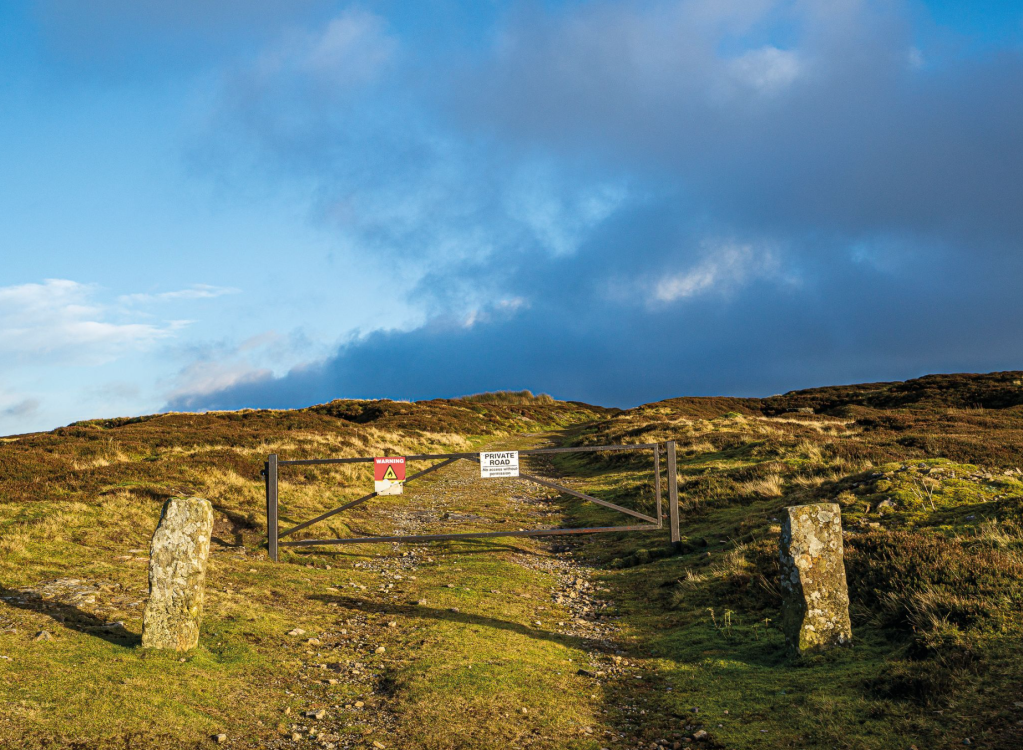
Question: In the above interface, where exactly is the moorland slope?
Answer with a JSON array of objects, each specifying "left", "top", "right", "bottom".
[{"left": 1, "top": 376, "right": 1022, "bottom": 749}]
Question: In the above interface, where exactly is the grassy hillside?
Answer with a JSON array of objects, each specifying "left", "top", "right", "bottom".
[
  {"left": 1, "top": 375, "right": 1022, "bottom": 749},
  {"left": 556, "top": 371, "right": 1023, "bottom": 749},
  {"left": 0, "top": 395, "right": 604, "bottom": 748}
]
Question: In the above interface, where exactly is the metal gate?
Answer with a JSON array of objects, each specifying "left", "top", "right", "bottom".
[{"left": 262, "top": 441, "right": 681, "bottom": 562}]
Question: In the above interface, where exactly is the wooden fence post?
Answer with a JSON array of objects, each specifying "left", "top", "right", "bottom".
[{"left": 266, "top": 454, "right": 279, "bottom": 562}]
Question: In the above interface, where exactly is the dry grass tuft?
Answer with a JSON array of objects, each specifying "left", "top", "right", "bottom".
[{"left": 737, "top": 474, "right": 784, "bottom": 498}]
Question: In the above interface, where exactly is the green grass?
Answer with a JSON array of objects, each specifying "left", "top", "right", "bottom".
[
  {"left": 543, "top": 383, "right": 1023, "bottom": 749},
  {"left": 3, "top": 375, "right": 1023, "bottom": 748}
]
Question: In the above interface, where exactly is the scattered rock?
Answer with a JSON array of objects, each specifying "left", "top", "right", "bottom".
[
  {"left": 213, "top": 734, "right": 227, "bottom": 744},
  {"left": 375, "top": 646, "right": 386, "bottom": 654},
  {"left": 693, "top": 729, "right": 709, "bottom": 741},
  {"left": 577, "top": 668, "right": 596, "bottom": 678},
  {"left": 34, "top": 630, "right": 53, "bottom": 642},
  {"left": 876, "top": 498, "right": 897, "bottom": 514},
  {"left": 305, "top": 709, "right": 325, "bottom": 720},
  {"left": 288, "top": 629, "right": 306, "bottom": 636},
  {"left": 141, "top": 497, "right": 215, "bottom": 651}
]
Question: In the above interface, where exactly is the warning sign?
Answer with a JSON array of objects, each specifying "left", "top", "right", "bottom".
[
  {"left": 374, "top": 456, "right": 406, "bottom": 495},
  {"left": 480, "top": 451, "right": 519, "bottom": 479}
]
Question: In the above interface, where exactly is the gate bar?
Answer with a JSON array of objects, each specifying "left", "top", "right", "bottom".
[
  {"left": 278, "top": 457, "right": 460, "bottom": 539},
  {"left": 516, "top": 470, "right": 658, "bottom": 525},
  {"left": 267, "top": 442, "right": 668, "bottom": 559},
  {"left": 277, "top": 442, "right": 659, "bottom": 467},
  {"left": 279, "top": 524, "right": 659, "bottom": 547}
]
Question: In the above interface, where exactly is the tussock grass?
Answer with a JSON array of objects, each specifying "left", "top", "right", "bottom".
[{"left": 736, "top": 474, "right": 784, "bottom": 498}]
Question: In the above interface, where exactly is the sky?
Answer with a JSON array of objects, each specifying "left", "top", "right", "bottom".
[{"left": 2, "top": 0, "right": 1022, "bottom": 434}]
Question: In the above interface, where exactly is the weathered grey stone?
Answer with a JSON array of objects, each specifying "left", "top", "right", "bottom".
[
  {"left": 142, "top": 497, "right": 214, "bottom": 651},
  {"left": 779, "top": 503, "right": 852, "bottom": 654}
]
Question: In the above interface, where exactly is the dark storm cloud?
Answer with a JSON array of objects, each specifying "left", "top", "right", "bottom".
[
  {"left": 168, "top": 215, "right": 1023, "bottom": 410},
  {"left": 171, "top": 1, "right": 1023, "bottom": 410},
  {"left": 453, "top": 0, "right": 1023, "bottom": 246}
]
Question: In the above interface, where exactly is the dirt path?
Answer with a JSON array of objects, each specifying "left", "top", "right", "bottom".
[{"left": 272, "top": 433, "right": 660, "bottom": 750}]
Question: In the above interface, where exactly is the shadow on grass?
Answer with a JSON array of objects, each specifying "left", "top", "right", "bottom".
[
  {"left": 212, "top": 535, "right": 243, "bottom": 548},
  {"left": 0, "top": 584, "right": 141, "bottom": 646},
  {"left": 311, "top": 593, "right": 598, "bottom": 650}
]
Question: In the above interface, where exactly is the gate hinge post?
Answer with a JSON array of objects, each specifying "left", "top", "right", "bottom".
[
  {"left": 266, "top": 454, "right": 279, "bottom": 562},
  {"left": 666, "top": 441, "right": 681, "bottom": 549}
]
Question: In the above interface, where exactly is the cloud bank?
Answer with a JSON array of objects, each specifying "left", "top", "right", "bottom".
[
  {"left": 128, "top": 0, "right": 1023, "bottom": 409},
  {"left": 0, "top": 279, "right": 185, "bottom": 366}
]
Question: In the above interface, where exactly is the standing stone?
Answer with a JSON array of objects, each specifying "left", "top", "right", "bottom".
[
  {"left": 779, "top": 503, "right": 852, "bottom": 654},
  {"left": 142, "top": 497, "right": 215, "bottom": 651}
]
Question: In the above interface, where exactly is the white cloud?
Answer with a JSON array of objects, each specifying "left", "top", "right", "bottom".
[
  {"left": 907, "top": 47, "right": 924, "bottom": 70},
  {"left": 245, "top": 8, "right": 397, "bottom": 96},
  {"left": 654, "top": 242, "right": 779, "bottom": 302},
  {"left": 163, "top": 328, "right": 321, "bottom": 407},
  {"left": 119, "top": 284, "right": 240, "bottom": 304},
  {"left": 167, "top": 360, "right": 273, "bottom": 404},
  {"left": 504, "top": 167, "right": 628, "bottom": 258},
  {"left": 729, "top": 46, "right": 803, "bottom": 93},
  {"left": 0, "top": 279, "right": 190, "bottom": 366}
]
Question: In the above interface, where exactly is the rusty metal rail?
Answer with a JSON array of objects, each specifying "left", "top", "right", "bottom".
[{"left": 263, "top": 442, "right": 681, "bottom": 561}]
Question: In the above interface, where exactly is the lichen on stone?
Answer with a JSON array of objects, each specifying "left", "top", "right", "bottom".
[
  {"left": 779, "top": 502, "right": 853, "bottom": 654},
  {"left": 141, "top": 497, "right": 214, "bottom": 651}
]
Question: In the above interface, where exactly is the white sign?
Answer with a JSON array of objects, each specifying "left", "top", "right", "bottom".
[{"left": 480, "top": 451, "right": 519, "bottom": 478}]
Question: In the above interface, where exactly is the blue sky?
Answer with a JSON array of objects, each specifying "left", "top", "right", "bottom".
[{"left": 2, "top": 0, "right": 1022, "bottom": 434}]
